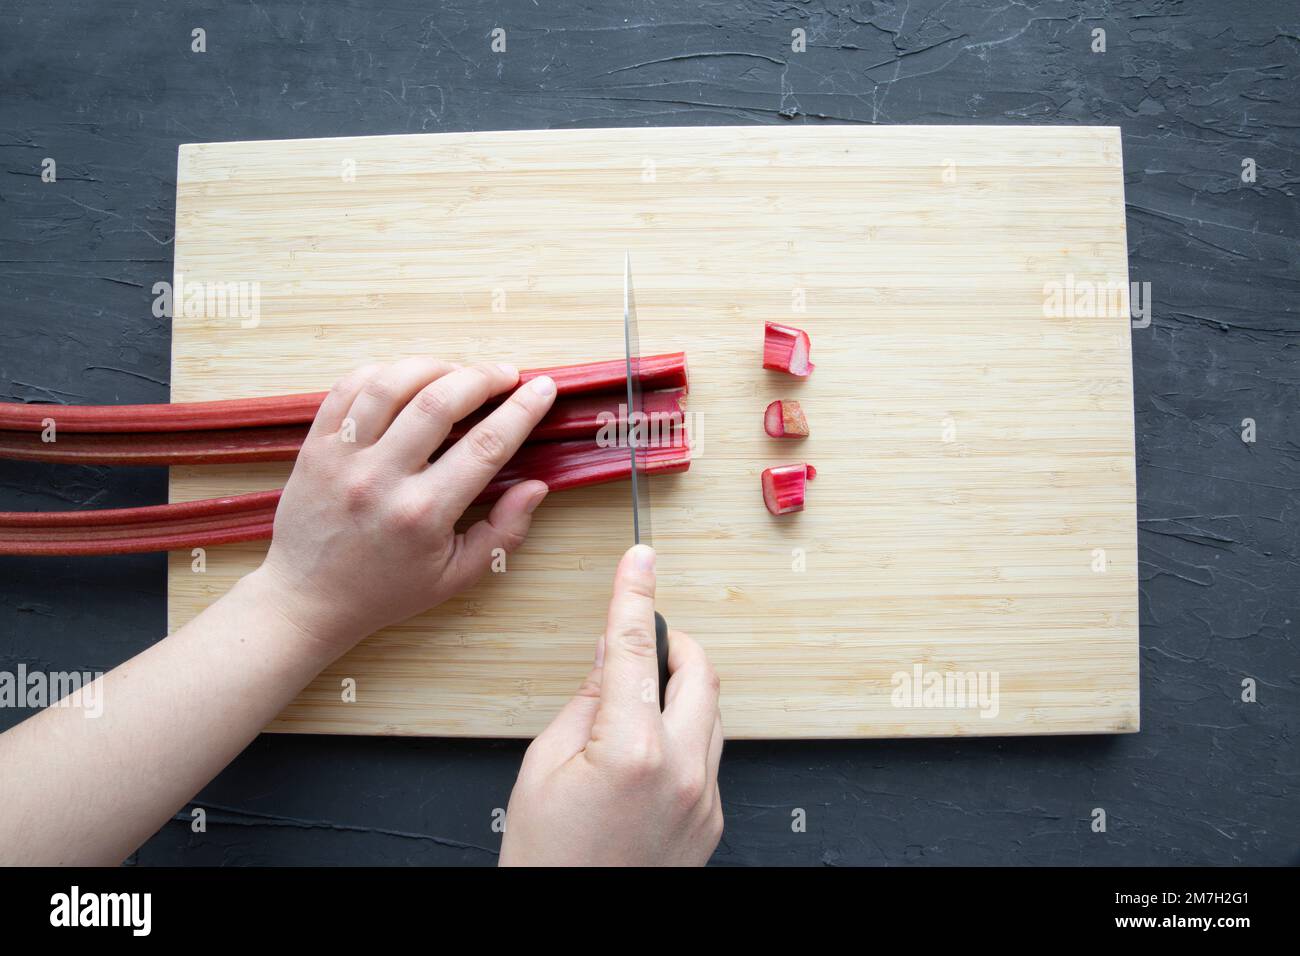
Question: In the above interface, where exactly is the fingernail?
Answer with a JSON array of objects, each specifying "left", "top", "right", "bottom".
[
  {"left": 529, "top": 375, "right": 556, "bottom": 398},
  {"left": 524, "top": 483, "right": 548, "bottom": 513},
  {"left": 631, "top": 543, "right": 655, "bottom": 573},
  {"left": 497, "top": 362, "right": 519, "bottom": 379}
]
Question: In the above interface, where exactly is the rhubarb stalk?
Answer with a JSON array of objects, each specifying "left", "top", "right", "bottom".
[
  {"left": 0, "top": 389, "right": 687, "bottom": 467},
  {"left": 0, "top": 490, "right": 282, "bottom": 528},
  {"left": 452, "top": 388, "right": 684, "bottom": 449},
  {"left": 0, "top": 353, "right": 688, "bottom": 433},
  {"left": 0, "top": 516, "right": 277, "bottom": 556},
  {"left": 0, "top": 434, "right": 692, "bottom": 555},
  {"left": 0, "top": 425, "right": 309, "bottom": 467},
  {"left": 0, "top": 492, "right": 280, "bottom": 556},
  {"left": 0, "top": 351, "right": 692, "bottom": 555},
  {"left": 474, "top": 431, "right": 691, "bottom": 506}
]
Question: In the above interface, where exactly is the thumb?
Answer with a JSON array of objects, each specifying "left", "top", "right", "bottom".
[
  {"left": 591, "top": 544, "right": 663, "bottom": 740},
  {"left": 448, "top": 480, "right": 548, "bottom": 589}
]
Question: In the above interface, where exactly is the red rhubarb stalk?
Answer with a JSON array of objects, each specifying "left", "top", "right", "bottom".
[
  {"left": 0, "top": 425, "right": 310, "bottom": 467},
  {"left": 0, "top": 489, "right": 282, "bottom": 528},
  {"left": 473, "top": 431, "right": 691, "bottom": 506},
  {"left": 761, "top": 462, "right": 816, "bottom": 516},
  {"left": 763, "top": 399, "right": 809, "bottom": 438},
  {"left": 518, "top": 352, "right": 687, "bottom": 397},
  {"left": 0, "top": 434, "right": 692, "bottom": 555},
  {"left": 0, "top": 392, "right": 327, "bottom": 434},
  {"left": 0, "top": 507, "right": 277, "bottom": 543},
  {"left": 0, "top": 389, "right": 688, "bottom": 467},
  {"left": 0, "top": 353, "right": 688, "bottom": 434},
  {"left": 763, "top": 322, "right": 814, "bottom": 377},
  {"left": 451, "top": 388, "right": 685, "bottom": 448},
  {"left": 0, "top": 518, "right": 277, "bottom": 556}
]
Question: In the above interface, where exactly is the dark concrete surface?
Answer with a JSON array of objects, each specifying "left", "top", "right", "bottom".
[{"left": 1, "top": 0, "right": 1295, "bottom": 866}]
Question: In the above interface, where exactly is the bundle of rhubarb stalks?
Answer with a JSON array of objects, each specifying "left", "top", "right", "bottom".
[{"left": 0, "top": 354, "right": 690, "bottom": 556}]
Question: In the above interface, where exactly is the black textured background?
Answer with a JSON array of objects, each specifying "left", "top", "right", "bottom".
[{"left": 1, "top": 0, "right": 1296, "bottom": 866}]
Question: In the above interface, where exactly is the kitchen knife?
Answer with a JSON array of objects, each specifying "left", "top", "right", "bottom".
[{"left": 623, "top": 252, "right": 670, "bottom": 710}]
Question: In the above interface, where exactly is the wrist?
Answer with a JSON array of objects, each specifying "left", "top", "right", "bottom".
[{"left": 237, "top": 564, "right": 361, "bottom": 668}]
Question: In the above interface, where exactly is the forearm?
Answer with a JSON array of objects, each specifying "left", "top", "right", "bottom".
[{"left": 0, "top": 568, "right": 340, "bottom": 866}]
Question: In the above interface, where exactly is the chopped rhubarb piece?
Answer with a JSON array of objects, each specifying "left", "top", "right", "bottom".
[
  {"left": 762, "top": 322, "right": 814, "bottom": 377},
  {"left": 761, "top": 462, "right": 815, "bottom": 516},
  {"left": 763, "top": 399, "right": 809, "bottom": 438}
]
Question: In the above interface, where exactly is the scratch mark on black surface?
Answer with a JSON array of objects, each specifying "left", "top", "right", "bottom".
[
  {"left": 175, "top": 803, "right": 499, "bottom": 857},
  {"left": 6, "top": 169, "right": 101, "bottom": 182},
  {"left": 864, "top": 34, "right": 969, "bottom": 71},
  {"left": 84, "top": 366, "right": 170, "bottom": 387},
  {"left": 1139, "top": 518, "right": 1236, "bottom": 550},
  {"left": 5, "top": 382, "right": 86, "bottom": 403},
  {"left": 600, "top": 51, "right": 787, "bottom": 75}
]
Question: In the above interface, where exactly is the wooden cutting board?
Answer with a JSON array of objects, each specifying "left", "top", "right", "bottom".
[{"left": 167, "top": 126, "right": 1138, "bottom": 738}]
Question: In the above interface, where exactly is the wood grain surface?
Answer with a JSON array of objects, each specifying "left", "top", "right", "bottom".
[{"left": 167, "top": 125, "right": 1138, "bottom": 738}]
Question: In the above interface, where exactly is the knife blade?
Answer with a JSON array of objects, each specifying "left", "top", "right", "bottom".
[{"left": 623, "top": 252, "right": 670, "bottom": 710}]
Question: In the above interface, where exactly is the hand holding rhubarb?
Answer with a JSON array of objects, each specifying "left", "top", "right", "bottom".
[
  {"left": 0, "top": 354, "right": 688, "bottom": 467},
  {"left": 0, "top": 354, "right": 692, "bottom": 555},
  {"left": 253, "top": 358, "right": 557, "bottom": 657}
]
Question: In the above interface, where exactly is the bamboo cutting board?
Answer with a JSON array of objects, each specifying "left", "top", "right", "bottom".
[{"left": 167, "top": 126, "right": 1138, "bottom": 738}]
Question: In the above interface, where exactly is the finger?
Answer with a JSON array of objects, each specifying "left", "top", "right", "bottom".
[
  {"left": 705, "top": 714, "right": 723, "bottom": 791},
  {"left": 380, "top": 362, "right": 523, "bottom": 468},
  {"left": 662, "top": 630, "right": 720, "bottom": 765},
  {"left": 307, "top": 363, "right": 382, "bottom": 439},
  {"left": 343, "top": 357, "right": 462, "bottom": 447},
  {"left": 588, "top": 545, "right": 662, "bottom": 744},
  {"left": 443, "top": 480, "right": 548, "bottom": 592},
  {"left": 416, "top": 374, "right": 558, "bottom": 517},
  {"left": 527, "top": 661, "right": 603, "bottom": 768}
]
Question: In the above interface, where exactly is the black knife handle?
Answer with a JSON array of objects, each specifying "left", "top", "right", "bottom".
[{"left": 654, "top": 611, "right": 669, "bottom": 711}]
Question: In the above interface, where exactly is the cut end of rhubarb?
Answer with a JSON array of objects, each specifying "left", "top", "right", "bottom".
[
  {"left": 763, "top": 322, "right": 815, "bottom": 377},
  {"left": 761, "top": 462, "right": 815, "bottom": 516},
  {"left": 764, "top": 399, "right": 809, "bottom": 438}
]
